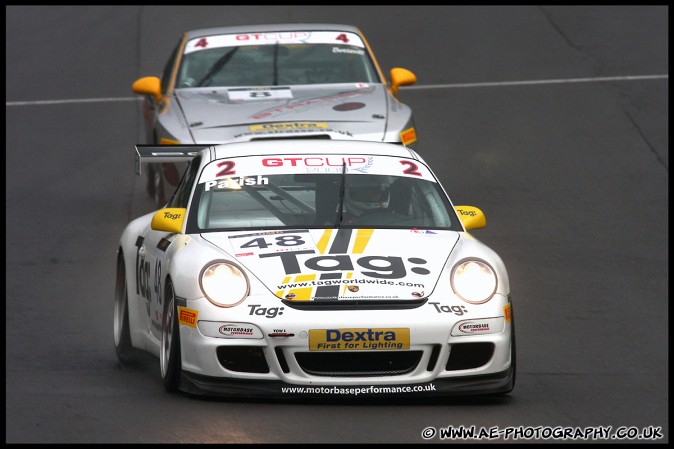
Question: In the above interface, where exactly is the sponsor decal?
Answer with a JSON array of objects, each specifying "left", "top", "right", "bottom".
[
  {"left": 185, "top": 32, "right": 365, "bottom": 54},
  {"left": 332, "top": 47, "right": 365, "bottom": 55},
  {"left": 236, "top": 32, "right": 310, "bottom": 41},
  {"left": 218, "top": 323, "right": 255, "bottom": 337},
  {"left": 451, "top": 317, "right": 505, "bottom": 336},
  {"left": 233, "top": 128, "right": 353, "bottom": 139},
  {"left": 458, "top": 322, "right": 490, "bottom": 333},
  {"left": 249, "top": 122, "right": 328, "bottom": 132},
  {"left": 248, "top": 304, "right": 284, "bottom": 318},
  {"left": 347, "top": 285, "right": 359, "bottom": 292},
  {"left": 162, "top": 211, "right": 182, "bottom": 220},
  {"left": 411, "top": 229, "right": 437, "bottom": 234},
  {"left": 400, "top": 127, "right": 417, "bottom": 145},
  {"left": 261, "top": 156, "right": 367, "bottom": 168},
  {"left": 198, "top": 155, "right": 435, "bottom": 183},
  {"left": 309, "top": 328, "right": 410, "bottom": 350},
  {"left": 456, "top": 208, "right": 477, "bottom": 217},
  {"left": 198, "top": 321, "right": 263, "bottom": 339},
  {"left": 428, "top": 302, "right": 469, "bottom": 316},
  {"left": 178, "top": 307, "right": 198, "bottom": 328}
]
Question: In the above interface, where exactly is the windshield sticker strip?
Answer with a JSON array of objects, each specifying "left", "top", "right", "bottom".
[{"left": 184, "top": 31, "right": 365, "bottom": 54}]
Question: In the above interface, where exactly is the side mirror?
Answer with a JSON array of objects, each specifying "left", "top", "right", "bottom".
[
  {"left": 151, "top": 208, "right": 187, "bottom": 233},
  {"left": 389, "top": 68, "right": 417, "bottom": 95},
  {"left": 132, "top": 76, "right": 162, "bottom": 103},
  {"left": 455, "top": 205, "right": 486, "bottom": 231}
]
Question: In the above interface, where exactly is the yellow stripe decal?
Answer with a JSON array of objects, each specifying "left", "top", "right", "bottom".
[
  {"left": 295, "top": 274, "right": 316, "bottom": 282},
  {"left": 316, "top": 229, "right": 333, "bottom": 254},
  {"left": 352, "top": 229, "right": 374, "bottom": 254}
]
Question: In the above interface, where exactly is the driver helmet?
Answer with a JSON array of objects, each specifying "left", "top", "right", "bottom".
[{"left": 344, "top": 175, "right": 390, "bottom": 217}]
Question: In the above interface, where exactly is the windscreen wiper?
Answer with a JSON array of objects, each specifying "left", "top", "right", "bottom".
[
  {"left": 334, "top": 162, "right": 347, "bottom": 228},
  {"left": 196, "top": 47, "right": 240, "bottom": 87}
]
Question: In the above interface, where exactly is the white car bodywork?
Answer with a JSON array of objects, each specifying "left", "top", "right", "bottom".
[{"left": 114, "top": 140, "right": 515, "bottom": 398}]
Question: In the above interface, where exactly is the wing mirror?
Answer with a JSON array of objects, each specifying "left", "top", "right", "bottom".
[
  {"left": 454, "top": 206, "right": 487, "bottom": 230},
  {"left": 132, "top": 76, "right": 162, "bottom": 103},
  {"left": 389, "top": 68, "right": 417, "bottom": 95},
  {"left": 151, "top": 208, "right": 187, "bottom": 234}
]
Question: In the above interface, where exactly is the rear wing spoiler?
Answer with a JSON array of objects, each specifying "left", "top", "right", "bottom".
[{"left": 135, "top": 145, "right": 212, "bottom": 175}]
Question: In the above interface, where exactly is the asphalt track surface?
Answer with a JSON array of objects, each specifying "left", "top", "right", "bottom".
[{"left": 5, "top": 5, "right": 668, "bottom": 444}]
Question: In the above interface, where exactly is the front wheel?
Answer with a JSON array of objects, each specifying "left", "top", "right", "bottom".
[{"left": 160, "top": 279, "right": 181, "bottom": 392}]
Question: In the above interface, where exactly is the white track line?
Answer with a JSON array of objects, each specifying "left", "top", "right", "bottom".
[
  {"left": 400, "top": 74, "right": 668, "bottom": 90},
  {"left": 5, "top": 75, "right": 668, "bottom": 106}
]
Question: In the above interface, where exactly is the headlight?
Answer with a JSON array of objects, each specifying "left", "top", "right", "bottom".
[
  {"left": 450, "top": 259, "right": 497, "bottom": 304},
  {"left": 199, "top": 261, "right": 249, "bottom": 307}
]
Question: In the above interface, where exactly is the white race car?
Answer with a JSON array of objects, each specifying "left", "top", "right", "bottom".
[{"left": 114, "top": 139, "right": 515, "bottom": 398}]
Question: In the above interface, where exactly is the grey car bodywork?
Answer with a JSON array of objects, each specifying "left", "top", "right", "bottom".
[{"left": 132, "top": 23, "right": 418, "bottom": 206}]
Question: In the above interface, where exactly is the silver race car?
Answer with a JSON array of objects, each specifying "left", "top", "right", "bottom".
[
  {"left": 132, "top": 24, "right": 418, "bottom": 207},
  {"left": 114, "top": 139, "right": 516, "bottom": 399}
]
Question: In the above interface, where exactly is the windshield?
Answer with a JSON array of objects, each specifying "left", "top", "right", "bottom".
[
  {"left": 186, "top": 156, "right": 462, "bottom": 233},
  {"left": 175, "top": 31, "right": 380, "bottom": 87}
]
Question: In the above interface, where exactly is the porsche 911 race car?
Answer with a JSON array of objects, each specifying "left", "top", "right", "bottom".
[
  {"left": 114, "top": 139, "right": 515, "bottom": 399},
  {"left": 131, "top": 23, "right": 418, "bottom": 207}
]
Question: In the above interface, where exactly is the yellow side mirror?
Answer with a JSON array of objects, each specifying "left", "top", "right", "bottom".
[
  {"left": 389, "top": 68, "right": 417, "bottom": 95},
  {"left": 132, "top": 76, "right": 162, "bottom": 103},
  {"left": 151, "top": 208, "right": 186, "bottom": 234},
  {"left": 455, "top": 205, "right": 487, "bottom": 231}
]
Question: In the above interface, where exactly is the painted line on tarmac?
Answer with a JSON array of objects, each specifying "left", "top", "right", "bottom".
[
  {"left": 400, "top": 74, "right": 668, "bottom": 90},
  {"left": 5, "top": 74, "right": 668, "bottom": 106},
  {"left": 6, "top": 97, "right": 142, "bottom": 106}
]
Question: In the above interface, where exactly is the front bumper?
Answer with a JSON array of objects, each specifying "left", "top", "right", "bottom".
[
  {"left": 176, "top": 296, "right": 514, "bottom": 397},
  {"left": 179, "top": 366, "right": 515, "bottom": 398}
]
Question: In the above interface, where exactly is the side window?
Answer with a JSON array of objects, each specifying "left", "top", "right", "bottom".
[
  {"left": 168, "top": 156, "right": 202, "bottom": 208},
  {"left": 160, "top": 38, "right": 182, "bottom": 94}
]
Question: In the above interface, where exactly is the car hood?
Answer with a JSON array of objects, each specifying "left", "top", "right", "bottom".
[
  {"left": 175, "top": 84, "right": 389, "bottom": 143},
  {"left": 201, "top": 228, "right": 460, "bottom": 301}
]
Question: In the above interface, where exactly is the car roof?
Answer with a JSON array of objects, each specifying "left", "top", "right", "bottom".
[
  {"left": 185, "top": 23, "right": 363, "bottom": 39},
  {"left": 209, "top": 139, "right": 419, "bottom": 160}
]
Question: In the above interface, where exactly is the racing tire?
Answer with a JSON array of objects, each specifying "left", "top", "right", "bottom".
[
  {"left": 160, "top": 279, "right": 181, "bottom": 392},
  {"left": 114, "top": 250, "right": 138, "bottom": 364}
]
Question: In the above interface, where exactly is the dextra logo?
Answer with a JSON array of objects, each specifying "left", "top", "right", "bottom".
[{"left": 259, "top": 250, "right": 430, "bottom": 279}]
